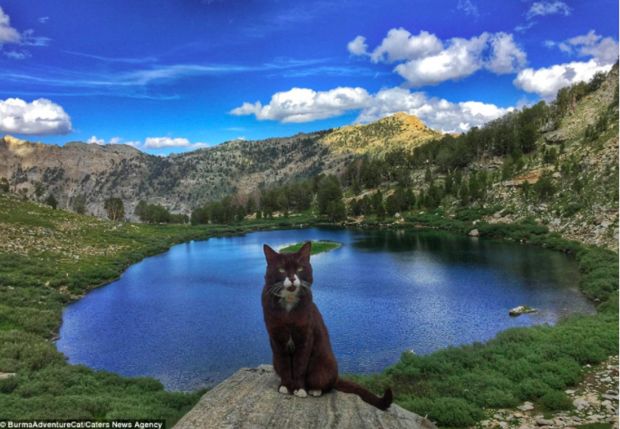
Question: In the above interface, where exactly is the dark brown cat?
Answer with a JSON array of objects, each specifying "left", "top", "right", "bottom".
[{"left": 261, "top": 241, "right": 393, "bottom": 410}]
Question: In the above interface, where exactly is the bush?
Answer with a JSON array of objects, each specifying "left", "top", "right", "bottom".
[
  {"left": 539, "top": 390, "right": 573, "bottom": 411},
  {"left": 401, "top": 397, "right": 484, "bottom": 427}
]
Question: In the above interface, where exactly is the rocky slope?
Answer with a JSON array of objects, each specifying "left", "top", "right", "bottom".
[{"left": 483, "top": 64, "right": 619, "bottom": 249}]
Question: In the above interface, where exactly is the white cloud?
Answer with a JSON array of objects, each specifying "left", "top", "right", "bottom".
[
  {"left": 38, "top": 16, "right": 50, "bottom": 24},
  {"left": 87, "top": 136, "right": 105, "bottom": 145},
  {"left": 0, "top": 98, "right": 71, "bottom": 135},
  {"left": 144, "top": 136, "right": 209, "bottom": 149},
  {"left": 347, "top": 35, "right": 368, "bottom": 56},
  {"left": 394, "top": 33, "right": 490, "bottom": 86},
  {"left": 514, "top": 59, "right": 613, "bottom": 99},
  {"left": 560, "top": 30, "right": 619, "bottom": 65},
  {"left": 355, "top": 87, "right": 512, "bottom": 132},
  {"left": 367, "top": 28, "right": 443, "bottom": 63},
  {"left": 349, "top": 28, "right": 527, "bottom": 87},
  {"left": 230, "top": 87, "right": 370, "bottom": 123},
  {"left": 0, "top": 6, "right": 20, "bottom": 44},
  {"left": 86, "top": 136, "right": 125, "bottom": 145},
  {"left": 487, "top": 33, "right": 527, "bottom": 73},
  {"left": 231, "top": 85, "right": 511, "bottom": 132},
  {"left": 526, "top": 1, "right": 571, "bottom": 19}
]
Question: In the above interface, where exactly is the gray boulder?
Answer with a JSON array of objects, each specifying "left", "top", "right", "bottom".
[{"left": 174, "top": 365, "right": 436, "bottom": 429}]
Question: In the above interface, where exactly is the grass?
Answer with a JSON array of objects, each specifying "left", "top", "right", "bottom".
[
  {"left": 0, "top": 193, "right": 617, "bottom": 427},
  {"left": 279, "top": 240, "right": 342, "bottom": 255},
  {"left": 0, "top": 193, "right": 316, "bottom": 424}
]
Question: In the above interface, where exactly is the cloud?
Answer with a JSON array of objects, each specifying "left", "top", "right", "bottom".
[
  {"left": 0, "top": 6, "right": 21, "bottom": 44},
  {"left": 486, "top": 33, "right": 527, "bottom": 74},
  {"left": 87, "top": 136, "right": 105, "bottom": 145},
  {"left": 0, "top": 7, "right": 50, "bottom": 59},
  {"left": 347, "top": 36, "right": 368, "bottom": 56},
  {"left": 526, "top": 1, "right": 571, "bottom": 19},
  {"left": 349, "top": 28, "right": 526, "bottom": 87},
  {"left": 38, "top": 16, "right": 50, "bottom": 24},
  {"left": 552, "top": 30, "right": 620, "bottom": 65},
  {"left": 514, "top": 59, "right": 613, "bottom": 99},
  {"left": 21, "top": 29, "right": 51, "bottom": 47},
  {"left": 143, "top": 136, "right": 209, "bottom": 149},
  {"left": 230, "top": 87, "right": 371, "bottom": 123},
  {"left": 3, "top": 50, "right": 30, "bottom": 60},
  {"left": 456, "top": 0, "right": 480, "bottom": 18},
  {"left": 231, "top": 85, "right": 511, "bottom": 132},
  {"left": 0, "top": 98, "right": 71, "bottom": 135},
  {"left": 86, "top": 136, "right": 125, "bottom": 145},
  {"left": 355, "top": 87, "right": 512, "bottom": 132},
  {"left": 367, "top": 28, "right": 443, "bottom": 63}
]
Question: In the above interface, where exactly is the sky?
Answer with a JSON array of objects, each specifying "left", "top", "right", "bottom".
[{"left": 0, "top": 0, "right": 618, "bottom": 154}]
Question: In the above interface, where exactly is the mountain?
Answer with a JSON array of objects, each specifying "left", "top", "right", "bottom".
[
  {"left": 321, "top": 112, "right": 441, "bottom": 155},
  {"left": 0, "top": 113, "right": 433, "bottom": 218}
]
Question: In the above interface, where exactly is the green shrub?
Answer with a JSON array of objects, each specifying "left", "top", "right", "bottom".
[{"left": 539, "top": 390, "right": 573, "bottom": 410}]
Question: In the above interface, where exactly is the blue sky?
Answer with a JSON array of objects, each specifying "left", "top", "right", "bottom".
[{"left": 0, "top": 0, "right": 617, "bottom": 154}]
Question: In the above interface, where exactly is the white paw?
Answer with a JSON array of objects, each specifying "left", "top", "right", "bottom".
[
  {"left": 293, "top": 388, "right": 308, "bottom": 398},
  {"left": 309, "top": 389, "right": 322, "bottom": 397},
  {"left": 278, "top": 385, "right": 289, "bottom": 394}
]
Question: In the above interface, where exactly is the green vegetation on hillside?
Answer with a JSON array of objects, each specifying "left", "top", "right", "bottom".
[{"left": 279, "top": 240, "right": 342, "bottom": 255}]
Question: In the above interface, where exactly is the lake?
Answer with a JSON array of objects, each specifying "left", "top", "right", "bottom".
[{"left": 57, "top": 227, "right": 594, "bottom": 391}]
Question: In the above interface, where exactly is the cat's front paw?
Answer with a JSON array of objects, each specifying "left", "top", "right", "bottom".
[
  {"left": 293, "top": 388, "right": 308, "bottom": 398},
  {"left": 308, "top": 389, "right": 322, "bottom": 397},
  {"left": 278, "top": 385, "right": 290, "bottom": 395}
]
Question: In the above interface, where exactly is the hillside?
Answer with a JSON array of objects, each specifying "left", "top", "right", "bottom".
[
  {"left": 0, "top": 113, "right": 442, "bottom": 220},
  {"left": 0, "top": 131, "right": 348, "bottom": 219},
  {"left": 321, "top": 112, "right": 441, "bottom": 155}
]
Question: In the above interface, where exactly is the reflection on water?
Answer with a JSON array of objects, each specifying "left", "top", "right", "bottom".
[{"left": 57, "top": 227, "right": 593, "bottom": 391}]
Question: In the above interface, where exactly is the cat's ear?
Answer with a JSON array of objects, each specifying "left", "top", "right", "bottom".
[
  {"left": 297, "top": 241, "right": 312, "bottom": 263},
  {"left": 263, "top": 244, "right": 280, "bottom": 266}
]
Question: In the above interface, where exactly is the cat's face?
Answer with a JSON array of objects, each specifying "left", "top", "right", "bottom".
[{"left": 263, "top": 242, "right": 313, "bottom": 309}]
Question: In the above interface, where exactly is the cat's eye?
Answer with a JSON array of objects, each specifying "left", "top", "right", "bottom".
[
  {"left": 297, "top": 267, "right": 304, "bottom": 272},
  {"left": 278, "top": 268, "right": 285, "bottom": 273}
]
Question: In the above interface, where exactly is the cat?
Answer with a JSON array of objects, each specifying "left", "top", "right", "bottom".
[{"left": 261, "top": 241, "right": 393, "bottom": 410}]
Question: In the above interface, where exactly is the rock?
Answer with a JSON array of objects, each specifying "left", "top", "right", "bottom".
[
  {"left": 573, "top": 398, "right": 590, "bottom": 410},
  {"left": 509, "top": 306, "right": 538, "bottom": 316},
  {"left": 602, "top": 393, "right": 618, "bottom": 401},
  {"left": 174, "top": 365, "right": 436, "bottom": 429},
  {"left": 468, "top": 228, "right": 480, "bottom": 237},
  {"left": 517, "top": 402, "right": 534, "bottom": 411},
  {"left": 0, "top": 372, "right": 16, "bottom": 380},
  {"left": 536, "top": 418, "right": 554, "bottom": 426}
]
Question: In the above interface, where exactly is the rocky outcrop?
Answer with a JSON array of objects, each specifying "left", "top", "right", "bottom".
[{"left": 174, "top": 365, "right": 436, "bottom": 429}]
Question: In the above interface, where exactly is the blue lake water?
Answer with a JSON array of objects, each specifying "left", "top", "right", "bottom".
[{"left": 57, "top": 227, "right": 594, "bottom": 391}]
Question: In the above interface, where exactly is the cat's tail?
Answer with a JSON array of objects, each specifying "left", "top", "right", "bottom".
[{"left": 334, "top": 378, "right": 393, "bottom": 411}]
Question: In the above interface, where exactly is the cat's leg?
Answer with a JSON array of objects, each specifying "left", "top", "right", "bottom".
[
  {"left": 291, "top": 333, "right": 314, "bottom": 397},
  {"left": 271, "top": 340, "right": 294, "bottom": 394},
  {"left": 305, "top": 350, "right": 338, "bottom": 396}
]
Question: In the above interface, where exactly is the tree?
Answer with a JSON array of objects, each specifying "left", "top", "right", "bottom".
[
  {"left": 71, "top": 195, "right": 87, "bottom": 214},
  {"left": 104, "top": 197, "right": 125, "bottom": 221},
  {"left": 317, "top": 175, "right": 343, "bottom": 215},
  {"left": 45, "top": 194, "right": 58, "bottom": 209},
  {"left": 0, "top": 177, "right": 9, "bottom": 193},
  {"left": 326, "top": 200, "right": 346, "bottom": 222}
]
